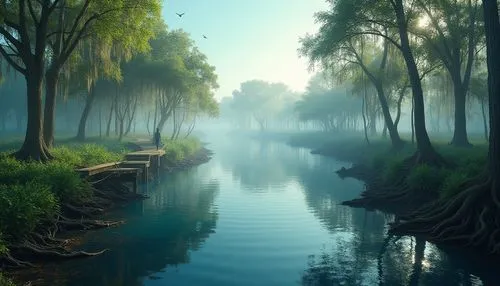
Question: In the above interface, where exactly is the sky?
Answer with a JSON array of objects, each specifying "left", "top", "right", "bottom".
[{"left": 162, "top": 0, "right": 329, "bottom": 101}]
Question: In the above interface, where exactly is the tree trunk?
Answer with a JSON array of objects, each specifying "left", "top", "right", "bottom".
[
  {"left": 450, "top": 81, "right": 471, "bottom": 147},
  {"left": 185, "top": 115, "right": 197, "bottom": 138},
  {"left": 146, "top": 111, "right": 151, "bottom": 135},
  {"left": 374, "top": 83, "right": 403, "bottom": 148},
  {"left": 76, "top": 88, "right": 95, "bottom": 141},
  {"left": 14, "top": 73, "right": 52, "bottom": 161},
  {"left": 394, "top": 0, "right": 439, "bottom": 161},
  {"left": 483, "top": 0, "right": 500, "bottom": 186},
  {"left": 124, "top": 98, "right": 138, "bottom": 136},
  {"left": 369, "top": 107, "right": 377, "bottom": 135},
  {"left": 362, "top": 88, "right": 370, "bottom": 145},
  {"left": 118, "top": 119, "right": 124, "bottom": 141},
  {"left": 481, "top": 98, "right": 488, "bottom": 142},
  {"left": 105, "top": 100, "right": 114, "bottom": 137},
  {"left": 153, "top": 96, "right": 158, "bottom": 130},
  {"left": 43, "top": 69, "right": 58, "bottom": 148},
  {"left": 99, "top": 105, "right": 102, "bottom": 138},
  {"left": 157, "top": 114, "right": 167, "bottom": 132},
  {"left": 394, "top": 86, "right": 407, "bottom": 129},
  {"left": 411, "top": 97, "right": 415, "bottom": 145}
]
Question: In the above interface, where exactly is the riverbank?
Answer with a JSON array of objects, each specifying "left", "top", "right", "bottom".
[
  {"left": 281, "top": 132, "right": 487, "bottom": 209},
  {"left": 269, "top": 131, "right": 500, "bottom": 254},
  {"left": 0, "top": 136, "right": 211, "bottom": 285}
]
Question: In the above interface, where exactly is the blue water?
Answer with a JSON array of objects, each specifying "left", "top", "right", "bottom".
[{"left": 31, "top": 137, "right": 499, "bottom": 285}]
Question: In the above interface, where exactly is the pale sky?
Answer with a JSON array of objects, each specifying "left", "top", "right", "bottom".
[{"left": 162, "top": 0, "right": 329, "bottom": 101}]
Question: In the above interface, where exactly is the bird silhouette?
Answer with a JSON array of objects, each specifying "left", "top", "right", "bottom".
[
  {"left": 203, "top": 35, "right": 207, "bottom": 39},
  {"left": 176, "top": 12, "right": 185, "bottom": 17}
]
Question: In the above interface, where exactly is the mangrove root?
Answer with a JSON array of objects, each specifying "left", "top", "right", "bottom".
[{"left": 390, "top": 178, "right": 500, "bottom": 253}]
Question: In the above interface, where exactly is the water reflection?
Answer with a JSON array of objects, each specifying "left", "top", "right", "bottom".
[
  {"left": 22, "top": 138, "right": 500, "bottom": 286},
  {"left": 31, "top": 169, "right": 219, "bottom": 286}
]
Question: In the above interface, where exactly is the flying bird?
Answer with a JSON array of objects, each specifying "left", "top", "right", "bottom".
[
  {"left": 176, "top": 12, "right": 185, "bottom": 17},
  {"left": 203, "top": 35, "right": 208, "bottom": 39}
]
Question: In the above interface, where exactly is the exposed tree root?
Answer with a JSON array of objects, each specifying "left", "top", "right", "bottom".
[
  {"left": 12, "top": 241, "right": 108, "bottom": 260},
  {"left": 1, "top": 252, "right": 35, "bottom": 268},
  {"left": 390, "top": 178, "right": 500, "bottom": 253},
  {"left": 63, "top": 203, "right": 104, "bottom": 218},
  {"left": 56, "top": 215, "right": 124, "bottom": 231}
]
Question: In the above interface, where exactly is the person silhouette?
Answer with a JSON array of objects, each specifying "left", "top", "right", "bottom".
[{"left": 154, "top": 128, "right": 161, "bottom": 150}]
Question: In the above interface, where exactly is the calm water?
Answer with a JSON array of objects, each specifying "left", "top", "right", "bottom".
[{"left": 31, "top": 137, "right": 499, "bottom": 286}]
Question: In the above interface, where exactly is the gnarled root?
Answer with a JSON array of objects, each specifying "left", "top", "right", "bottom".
[
  {"left": 56, "top": 215, "right": 124, "bottom": 231},
  {"left": 12, "top": 241, "right": 108, "bottom": 260},
  {"left": 1, "top": 252, "right": 35, "bottom": 268},
  {"left": 390, "top": 178, "right": 500, "bottom": 253}
]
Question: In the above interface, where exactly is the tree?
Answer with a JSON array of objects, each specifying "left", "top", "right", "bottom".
[
  {"left": 413, "top": 0, "right": 482, "bottom": 147},
  {"left": 0, "top": 1, "right": 58, "bottom": 161},
  {"left": 299, "top": 4, "right": 404, "bottom": 149},
  {"left": 231, "top": 80, "right": 291, "bottom": 132},
  {"left": 43, "top": 0, "right": 161, "bottom": 147},
  {"left": 0, "top": 0, "right": 160, "bottom": 160},
  {"left": 391, "top": 0, "right": 500, "bottom": 254}
]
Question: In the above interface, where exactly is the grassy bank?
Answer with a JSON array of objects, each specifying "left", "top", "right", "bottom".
[
  {"left": 0, "top": 136, "right": 207, "bottom": 285},
  {"left": 0, "top": 140, "right": 131, "bottom": 285},
  {"left": 285, "top": 131, "right": 487, "bottom": 200},
  {"left": 162, "top": 137, "right": 202, "bottom": 162}
]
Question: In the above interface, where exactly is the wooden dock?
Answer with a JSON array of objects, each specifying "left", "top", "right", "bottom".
[{"left": 76, "top": 146, "right": 165, "bottom": 193}]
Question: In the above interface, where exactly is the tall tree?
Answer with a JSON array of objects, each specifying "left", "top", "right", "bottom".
[
  {"left": 0, "top": 1, "right": 57, "bottom": 161},
  {"left": 414, "top": 0, "right": 482, "bottom": 147},
  {"left": 299, "top": 5, "right": 404, "bottom": 149},
  {"left": 391, "top": 0, "right": 500, "bottom": 254},
  {"left": 43, "top": 0, "right": 161, "bottom": 147}
]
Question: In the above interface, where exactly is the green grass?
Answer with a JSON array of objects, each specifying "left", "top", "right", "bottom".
[
  {"left": 284, "top": 131, "right": 488, "bottom": 199},
  {"left": 162, "top": 137, "right": 201, "bottom": 162},
  {"left": 0, "top": 140, "right": 132, "bottom": 272}
]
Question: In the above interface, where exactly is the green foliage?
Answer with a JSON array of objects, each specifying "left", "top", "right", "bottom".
[
  {"left": 0, "top": 155, "right": 92, "bottom": 203},
  {"left": 441, "top": 172, "right": 470, "bottom": 199},
  {"left": 406, "top": 164, "right": 446, "bottom": 192},
  {"left": 0, "top": 273, "right": 16, "bottom": 286},
  {"left": 380, "top": 157, "right": 405, "bottom": 183},
  {"left": 163, "top": 138, "right": 201, "bottom": 162},
  {"left": 0, "top": 183, "right": 60, "bottom": 241},
  {"left": 52, "top": 144, "right": 124, "bottom": 167}
]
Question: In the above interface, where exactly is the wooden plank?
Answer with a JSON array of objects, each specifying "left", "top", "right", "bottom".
[
  {"left": 120, "top": 161, "right": 150, "bottom": 168},
  {"left": 124, "top": 154, "right": 151, "bottom": 161},
  {"left": 120, "top": 161, "right": 150, "bottom": 184},
  {"left": 102, "top": 167, "right": 142, "bottom": 174},
  {"left": 130, "top": 149, "right": 165, "bottom": 156},
  {"left": 76, "top": 162, "right": 121, "bottom": 176}
]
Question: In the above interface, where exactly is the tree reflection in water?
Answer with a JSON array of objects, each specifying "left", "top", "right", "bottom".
[{"left": 292, "top": 139, "right": 500, "bottom": 286}]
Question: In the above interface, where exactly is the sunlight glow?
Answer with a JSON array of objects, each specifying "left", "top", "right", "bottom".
[{"left": 418, "top": 15, "right": 431, "bottom": 28}]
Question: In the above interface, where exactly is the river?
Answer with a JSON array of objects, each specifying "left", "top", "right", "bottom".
[{"left": 29, "top": 136, "right": 500, "bottom": 286}]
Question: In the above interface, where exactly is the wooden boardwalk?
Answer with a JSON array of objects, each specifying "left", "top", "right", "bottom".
[{"left": 77, "top": 139, "right": 165, "bottom": 193}]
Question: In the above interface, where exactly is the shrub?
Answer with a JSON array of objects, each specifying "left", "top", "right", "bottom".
[
  {"left": 0, "top": 157, "right": 91, "bottom": 203},
  {"left": 163, "top": 138, "right": 201, "bottom": 162},
  {"left": 52, "top": 144, "right": 123, "bottom": 167},
  {"left": 38, "top": 162, "right": 92, "bottom": 203},
  {"left": 406, "top": 164, "right": 445, "bottom": 192},
  {"left": 0, "top": 183, "right": 60, "bottom": 241},
  {"left": 0, "top": 273, "right": 16, "bottom": 286},
  {"left": 440, "top": 172, "right": 470, "bottom": 199},
  {"left": 381, "top": 157, "right": 406, "bottom": 184}
]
